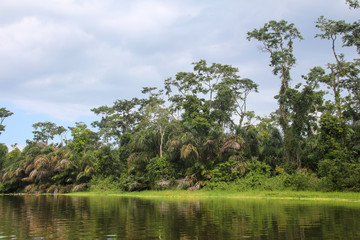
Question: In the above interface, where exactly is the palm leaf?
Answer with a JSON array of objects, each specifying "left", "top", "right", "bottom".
[
  {"left": 51, "top": 155, "right": 59, "bottom": 164},
  {"left": 180, "top": 144, "right": 199, "bottom": 161},
  {"left": 29, "top": 169, "right": 38, "bottom": 180},
  {"left": 36, "top": 169, "right": 50, "bottom": 181},
  {"left": 55, "top": 159, "right": 72, "bottom": 171},
  {"left": 220, "top": 141, "right": 241, "bottom": 154},
  {"left": 84, "top": 166, "right": 95, "bottom": 177},
  {"left": 25, "top": 164, "right": 34, "bottom": 174},
  {"left": 1, "top": 172, "right": 9, "bottom": 182},
  {"left": 24, "top": 184, "right": 37, "bottom": 193},
  {"left": 34, "top": 155, "right": 50, "bottom": 169},
  {"left": 166, "top": 138, "right": 180, "bottom": 152},
  {"left": 22, "top": 177, "right": 32, "bottom": 182},
  {"left": 15, "top": 168, "right": 24, "bottom": 177},
  {"left": 220, "top": 134, "right": 244, "bottom": 154},
  {"left": 72, "top": 184, "right": 86, "bottom": 192}
]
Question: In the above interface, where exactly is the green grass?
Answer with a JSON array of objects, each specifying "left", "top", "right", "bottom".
[{"left": 67, "top": 189, "right": 360, "bottom": 203}]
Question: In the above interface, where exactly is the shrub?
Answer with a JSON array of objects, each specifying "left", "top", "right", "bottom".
[
  {"left": 89, "top": 175, "right": 122, "bottom": 192},
  {"left": 146, "top": 156, "right": 174, "bottom": 187},
  {"left": 211, "top": 158, "right": 247, "bottom": 183},
  {"left": 318, "top": 155, "right": 360, "bottom": 191},
  {"left": 283, "top": 169, "right": 317, "bottom": 191}
]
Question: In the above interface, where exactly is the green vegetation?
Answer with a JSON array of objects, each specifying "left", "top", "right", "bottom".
[
  {"left": 67, "top": 190, "right": 360, "bottom": 204},
  {"left": 0, "top": 108, "right": 13, "bottom": 135},
  {"left": 1, "top": 0, "right": 359, "bottom": 194}
]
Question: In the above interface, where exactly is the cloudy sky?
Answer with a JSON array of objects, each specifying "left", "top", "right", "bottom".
[{"left": 0, "top": 0, "right": 358, "bottom": 147}]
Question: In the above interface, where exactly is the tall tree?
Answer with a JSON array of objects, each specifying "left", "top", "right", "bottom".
[
  {"left": 315, "top": 16, "right": 360, "bottom": 143},
  {"left": 215, "top": 77, "right": 258, "bottom": 128},
  {"left": 286, "top": 77, "right": 324, "bottom": 168},
  {"left": 137, "top": 87, "right": 171, "bottom": 158},
  {"left": 0, "top": 108, "right": 13, "bottom": 135},
  {"left": 91, "top": 97, "right": 142, "bottom": 145},
  {"left": 32, "top": 121, "right": 66, "bottom": 145},
  {"left": 165, "top": 60, "right": 257, "bottom": 130},
  {"left": 247, "top": 20, "right": 303, "bottom": 132},
  {"left": 69, "top": 122, "right": 99, "bottom": 153},
  {"left": 247, "top": 20, "right": 303, "bottom": 167},
  {"left": 193, "top": 60, "right": 240, "bottom": 111},
  {"left": 346, "top": 0, "right": 360, "bottom": 9}
]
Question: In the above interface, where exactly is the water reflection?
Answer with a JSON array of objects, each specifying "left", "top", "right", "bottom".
[{"left": 0, "top": 195, "right": 359, "bottom": 239}]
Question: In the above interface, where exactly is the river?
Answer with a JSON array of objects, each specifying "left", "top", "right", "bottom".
[{"left": 0, "top": 195, "right": 359, "bottom": 239}]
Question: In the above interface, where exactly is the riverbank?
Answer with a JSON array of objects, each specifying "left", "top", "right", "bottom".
[{"left": 66, "top": 190, "right": 360, "bottom": 203}]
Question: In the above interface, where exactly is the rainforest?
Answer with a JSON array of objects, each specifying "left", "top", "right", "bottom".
[{"left": 0, "top": 2, "right": 359, "bottom": 194}]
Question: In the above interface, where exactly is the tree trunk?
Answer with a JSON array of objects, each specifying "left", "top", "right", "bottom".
[{"left": 159, "top": 126, "right": 164, "bottom": 158}]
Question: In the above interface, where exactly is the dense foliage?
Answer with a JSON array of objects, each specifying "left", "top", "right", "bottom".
[{"left": 1, "top": 1, "right": 359, "bottom": 193}]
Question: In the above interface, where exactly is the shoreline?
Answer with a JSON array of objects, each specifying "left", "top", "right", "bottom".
[
  {"left": 2, "top": 190, "right": 360, "bottom": 203},
  {"left": 64, "top": 190, "right": 360, "bottom": 203}
]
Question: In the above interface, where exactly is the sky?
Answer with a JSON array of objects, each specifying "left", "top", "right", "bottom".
[{"left": 0, "top": 0, "right": 359, "bottom": 148}]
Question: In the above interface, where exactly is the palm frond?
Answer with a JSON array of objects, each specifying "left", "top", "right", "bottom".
[
  {"left": 36, "top": 169, "right": 50, "bottom": 181},
  {"left": 55, "top": 159, "right": 72, "bottom": 171},
  {"left": 220, "top": 141, "right": 241, "bottom": 154},
  {"left": 180, "top": 144, "right": 199, "bottom": 161},
  {"left": 166, "top": 138, "right": 180, "bottom": 152},
  {"left": 72, "top": 184, "right": 86, "bottom": 192},
  {"left": 1, "top": 172, "right": 9, "bottom": 182},
  {"left": 76, "top": 172, "right": 85, "bottom": 182},
  {"left": 34, "top": 155, "right": 50, "bottom": 169},
  {"left": 51, "top": 155, "right": 59, "bottom": 164},
  {"left": 15, "top": 168, "right": 24, "bottom": 177},
  {"left": 25, "top": 164, "right": 34, "bottom": 174},
  {"left": 46, "top": 185, "right": 59, "bottom": 193},
  {"left": 22, "top": 177, "right": 32, "bottom": 182},
  {"left": 220, "top": 134, "right": 244, "bottom": 154},
  {"left": 2, "top": 171, "right": 16, "bottom": 182},
  {"left": 84, "top": 166, "right": 95, "bottom": 177},
  {"left": 29, "top": 169, "right": 38, "bottom": 180},
  {"left": 24, "top": 184, "right": 37, "bottom": 193}
]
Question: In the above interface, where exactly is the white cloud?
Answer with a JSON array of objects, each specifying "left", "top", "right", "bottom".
[
  {"left": 13, "top": 99, "right": 93, "bottom": 121},
  {"left": 100, "top": 1, "right": 179, "bottom": 38},
  {"left": 0, "top": 16, "right": 94, "bottom": 79},
  {"left": 0, "top": 0, "right": 358, "bottom": 126}
]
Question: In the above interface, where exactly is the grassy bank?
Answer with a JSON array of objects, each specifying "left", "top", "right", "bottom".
[{"left": 67, "top": 190, "right": 360, "bottom": 203}]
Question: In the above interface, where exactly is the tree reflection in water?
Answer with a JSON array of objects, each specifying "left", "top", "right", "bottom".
[{"left": 0, "top": 195, "right": 359, "bottom": 239}]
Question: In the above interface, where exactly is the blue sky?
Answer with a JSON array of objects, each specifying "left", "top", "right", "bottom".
[{"left": 0, "top": 0, "right": 359, "bottom": 148}]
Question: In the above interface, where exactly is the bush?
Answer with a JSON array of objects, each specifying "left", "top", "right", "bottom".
[
  {"left": 146, "top": 156, "right": 174, "bottom": 188},
  {"left": 89, "top": 175, "right": 122, "bottom": 192},
  {"left": 211, "top": 158, "right": 247, "bottom": 183},
  {"left": 283, "top": 169, "right": 317, "bottom": 191},
  {"left": 118, "top": 173, "right": 148, "bottom": 191},
  {"left": 318, "top": 155, "right": 360, "bottom": 191},
  {"left": 94, "top": 146, "right": 119, "bottom": 177}
]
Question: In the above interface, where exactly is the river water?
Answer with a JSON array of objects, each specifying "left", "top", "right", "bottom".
[{"left": 0, "top": 195, "right": 359, "bottom": 239}]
